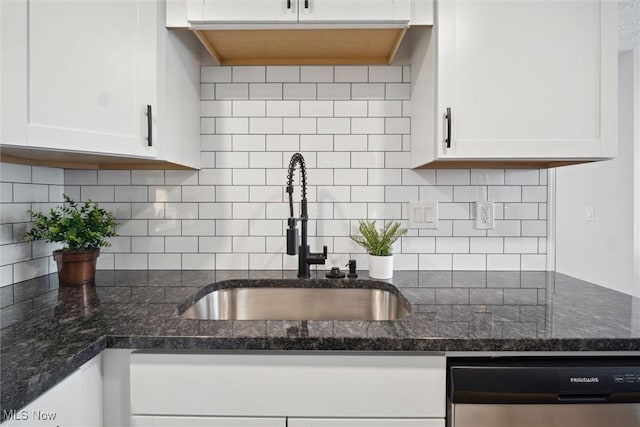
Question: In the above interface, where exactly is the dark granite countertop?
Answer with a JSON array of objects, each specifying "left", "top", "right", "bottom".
[{"left": 1, "top": 269, "right": 639, "bottom": 416}]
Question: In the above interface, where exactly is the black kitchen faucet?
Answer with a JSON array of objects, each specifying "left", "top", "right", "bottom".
[{"left": 286, "top": 153, "right": 327, "bottom": 278}]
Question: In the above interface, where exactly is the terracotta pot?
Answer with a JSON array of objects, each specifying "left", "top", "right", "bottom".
[{"left": 53, "top": 249, "right": 100, "bottom": 286}]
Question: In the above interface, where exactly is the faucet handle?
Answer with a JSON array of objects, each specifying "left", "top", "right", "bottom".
[{"left": 322, "top": 245, "right": 328, "bottom": 259}]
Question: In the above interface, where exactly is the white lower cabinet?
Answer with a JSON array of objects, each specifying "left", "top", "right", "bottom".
[
  {"left": 1, "top": 355, "right": 102, "bottom": 427},
  {"left": 289, "top": 419, "right": 444, "bottom": 427},
  {"left": 129, "top": 353, "right": 446, "bottom": 425},
  {"left": 131, "top": 416, "right": 285, "bottom": 427}
]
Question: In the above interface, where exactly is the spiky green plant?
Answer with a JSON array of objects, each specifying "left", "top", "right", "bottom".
[
  {"left": 350, "top": 220, "right": 407, "bottom": 257},
  {"left": 24, "top": 194, "right": 117, "bottom": 252}
]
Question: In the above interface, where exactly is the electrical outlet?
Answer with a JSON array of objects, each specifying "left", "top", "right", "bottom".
[{"left": 475, "top": 201, "right": 495, "bottom": 229}]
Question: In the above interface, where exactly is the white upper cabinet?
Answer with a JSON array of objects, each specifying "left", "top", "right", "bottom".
[
  {"left": 1, "top": 0, "right": 201, "bottom": 169},
  {"left": 192, "top": 0, "right": 413, "bottom": 24},
  {"left": 26, "top": 0, "right": 156, "bottom": 159},
  {"left": 411, "top": 0, "right": 617, "bottom": 168}
]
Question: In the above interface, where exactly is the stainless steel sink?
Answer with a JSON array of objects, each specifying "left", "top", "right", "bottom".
[{"left": 179, "top": 280, "right": 411, "bottom": 321}]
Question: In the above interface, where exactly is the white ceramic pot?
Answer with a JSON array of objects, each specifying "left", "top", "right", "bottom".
[{"left": 368, "top": 254, "right": 394, "bottom": 279}]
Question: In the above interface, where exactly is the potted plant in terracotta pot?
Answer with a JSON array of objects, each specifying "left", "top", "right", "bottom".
[
  {"left": 24, "top": 194, "right": 117, "bottom": 285},
  {"left": 350, "top": 220, "right": 407, "bottom": 280}
]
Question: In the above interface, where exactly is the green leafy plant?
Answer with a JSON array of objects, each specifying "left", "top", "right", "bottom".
[
  {"left": 350, "top": 220, "right": 407, "bottom": 257},
  {"left": 24, "top": 194, "right": 118, "bottom": 252}
]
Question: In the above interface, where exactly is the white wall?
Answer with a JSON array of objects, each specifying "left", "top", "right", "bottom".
[{"left": 555, "top": 50, "right": 638, "bottom": 296}]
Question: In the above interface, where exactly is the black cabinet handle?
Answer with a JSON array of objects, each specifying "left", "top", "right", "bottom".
[
  {"left": 445, "top": 107, "right": 451, "bottom": 149},
  {"left": 146, "top": 105, "right": 152, "bottom": 147},
  {"left": 287, "top": 0, "right": 291, "bottom": 8},
  {"left": 304, "top": 0, "right": 309, "bottom": 8}
]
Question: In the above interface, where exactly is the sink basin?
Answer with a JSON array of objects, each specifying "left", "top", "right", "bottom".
[{"left": 179, "top": 280, "right": 411, "bottom": 321}]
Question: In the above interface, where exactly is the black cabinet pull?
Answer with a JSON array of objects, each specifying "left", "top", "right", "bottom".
[
  {"left": 445, "top": 107, "right": 451, "bottom": 148},
  {"left": 146, "top": 105, "right": 152, "bottom": 147},
  {"left": 304, "top": 0, "right": 309, "bottom": 8},
  {"left": 287, "top": 0, "right": 291, "bottom": 8}
]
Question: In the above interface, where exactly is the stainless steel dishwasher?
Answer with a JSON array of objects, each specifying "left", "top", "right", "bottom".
[{"left": 448, "top": 357, "right": 640, "bottom": 427}]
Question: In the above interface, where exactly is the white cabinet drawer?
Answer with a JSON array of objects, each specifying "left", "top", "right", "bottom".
[
  {"left": 130, "top": 352, "right": 446, "bottom": 418},
  {"left": 289, "top": 418, "right": 444, "bottom": 427}
]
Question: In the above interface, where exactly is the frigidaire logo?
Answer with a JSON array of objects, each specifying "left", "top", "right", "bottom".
[{"left": 570, "top": 377, "right": 599, "bottom": 383}]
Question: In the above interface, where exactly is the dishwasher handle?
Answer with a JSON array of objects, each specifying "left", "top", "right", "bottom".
[{"left": 557, "top": 394, "right": 611, "bottom": 403}]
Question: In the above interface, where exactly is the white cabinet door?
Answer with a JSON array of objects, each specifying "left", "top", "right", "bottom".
[
  {"left": 427, "top": 0, "right": 616, "bottom": 163},
  {"left": 200, "top": 0, "right": 297, "bottom": 22},
  {"left": 26, "top": 0, "right": 157, "bottom": 159},
  {"left": 289, "top": 419, "right": 444, "bottom": 427},
  {"left": 132, "top": 416, "right": 286, "bottom": 427},
  {"left": 437, "top": 0, "right": 616, "bottom": 160},
  {"left": 2, "top": 355, "right": 102, "bottom": 427},
  {"left": 298, "top": 0, "right": 410, "bottom": 23}
]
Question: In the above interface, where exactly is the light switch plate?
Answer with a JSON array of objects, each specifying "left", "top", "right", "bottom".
[{"left": 408, "top": 201, "right": 438, "bottom": 229}]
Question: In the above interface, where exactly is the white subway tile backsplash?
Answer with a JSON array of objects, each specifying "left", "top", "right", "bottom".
[
  {"left": 132, "top": 236, "right": 165, "bottom": 253},
  {"left": 250, "top": 117, "right": 283, "bottom": 134},
  {"left": 352, "top": 152, "right": 385, "bottom": 169},
  {"left": 200, "top": 236, "right": 233, "bottom": 253},
  {"left": 334, "top": 169, "right": 367, "bottom": 185},
  {"left": 300, "top": 66, "right": 333, "bottom": 82},
  {"left": 81, "top": 186, "right": 114, "bottom": 202},
  {"left": 132, "top": 170, "right": 164, "bottom": 185},
  {"left": 250, "top": 219, "right": 283, "bottom": 236},
  {"left": 132, "top": 203, "right": 165, "bottom": 219},
  {"left": 505, "top": 169, "right": 539, "bottom": 185},
  {"left": 384, "top": 152, "right": 411, "bottom": 168},
  {"left": 437, "top": 169, "right": 470, "bottom": 185},
  {"left": 334, "top": 66, "right": 368, "bottom": 82},
  {"left": 300, "top": 135, "right": 333, "bottom": 151},
  {"left": 522, "top": 186, "right": 547, "bottom": 202},
  {"left": 199, "top": 169, "right": 233, "bottom": 185},
  {"left": 13, "top": 183, "right": 49, "bottom": 203},
  {"left": 284, "top": 117, "right": 316, "bottom": 134},
  {"left": 217, "top": 83, "right": 249, "bottom": 99},
  {"left": 488, "top": 186, "right": 522, "bottom": 202},
  {"left": 300, "top": 101, "right": 333, "bottom": 117},
  {"left": 385, "top": 83, "right": 411, "bottom": 100},
  {"left": 419, "top": 254, "right": 453, "bottom": 270},
  {"left": 335, "top": 101, "right": 367, "bottom": 117},
  {"left": 267, "top": 100, "right": 299, "bottom": 117},
  {"left": 202, "top": 100, "right": 233, "bottom": 117},
  {"left": 233, "top": 100, "right": 266, "bottom": 117},
  {"left": 149, "top": 253, "right": 181, "bottom": 269},
  {"left": 166, "top": 236, "right": 199, "bottom": 253},
  {"left": 216, "top": 253, "right": 249, "bottom": 269},
  {"left": 0, "top": 65, "right": 549, "bottom": 283},
  {"left": 487, "top": 254, "right": 521, "bottom": 270},
  {"left": 453, "top": 254, "right": 487, "bottom": 270},
  {"left": 148, "top": 186, "right": 181, "bottom": 202},
  {"left": 351, "top": 117, "right": 384, "bottom": 134},
  {"left": 233, "top": 66, "right": 265, "bottom": 82},
  {"left": 317, "top": 118, "right": 350, "bottom": 135},
  {"left": 385, "top": 117, "right": 410, "bottom": 134},
  {"left": 148, "top": 219, "right": 181, "bottom": 236},
  {"left": 165, "top": 203, "right": 198, "bottom": 219},
  {"left": 317, "top": 83, "right": 350, "bottom": 100},
  {"left": 437, "top": 237, "right": 469, "bottom": 254},
  {"left": 183, "top": 253, "right": 216, "bottom": 269},
  {"left": 283, "top": 83, "right": 315, "bottom": 99},
  {"left": 201, "top": 66, "right": 231, "bottom": 83},
  {"left": 32, "top": 167, "right": 64, "bottom": 185},
  {"left": 352, "top": 83, "right": 385, "bottom": 100},
  {"left": 267, "top": 66, "right": 299, "bottom": 82}
]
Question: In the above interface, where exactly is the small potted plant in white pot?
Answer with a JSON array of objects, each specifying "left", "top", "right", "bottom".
[
  {"left": 24, "top": 195, "right": 117, "bottom": 285},
  {"left": 350, "top": 220, "right": 407, "bottom": 280}
]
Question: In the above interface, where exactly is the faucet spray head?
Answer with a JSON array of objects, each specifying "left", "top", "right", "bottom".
[{"left": 286, "top": 218, "right": 299, "bottom": 255}]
